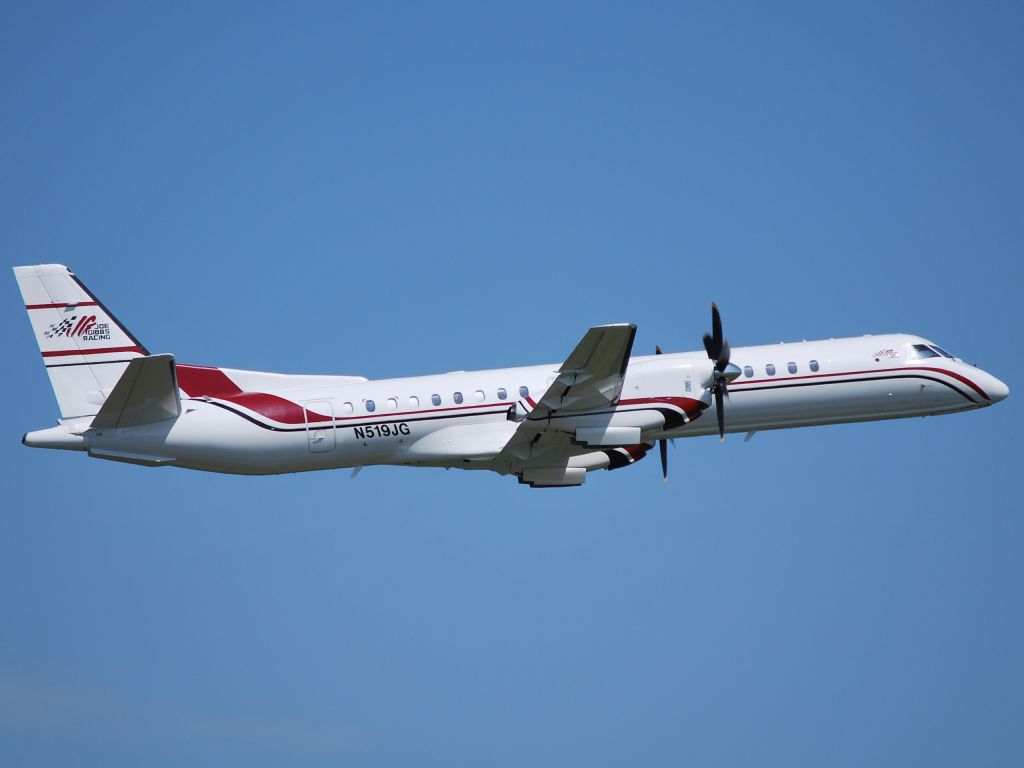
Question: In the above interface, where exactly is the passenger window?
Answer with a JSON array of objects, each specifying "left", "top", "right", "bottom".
[
  {"left": 365, "top": 399, "right": 376, "bottom": 412},
  {"left": 431, "top": 394, "right": 441, "bottom": 406},
  {"left": 910, "top": 344, "right": 939, "bottom": 360},
  {"left": 519, "top": 385, "right": 530, "bottom": 397},
  {"left": 342, "top": 402, "right": 353, "bottom": 414},
  {"left": 497, "top": 387, "right": 508, "bottom": 400},
  {"left": 787, "top": 362, "right": 797, "bottom": 374},
  {"left": 474, "top": 389, "right": 485, "bottom": 402},
  {"left": 743, "top": 366, "right": 753, "bottom": 378},
  {"left": 809, "top": 360, "right": 819, "bottom": 372},
  {"left": 386, "top": 397, "right": 397, "bottom": 410},
  {"left": 453, "top": 392, "right": 464, "bottom": 404},
  {"left": 766, "top": 364, "right": 776, "bottom": 376}
]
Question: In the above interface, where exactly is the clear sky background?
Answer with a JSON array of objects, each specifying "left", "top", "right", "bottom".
[{"left": 1, "top": 2, "right": 1021, "bottom": 766}]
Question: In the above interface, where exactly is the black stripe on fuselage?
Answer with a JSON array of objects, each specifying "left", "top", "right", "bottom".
[
  {"left": 198, "top": 371, "right": 977, "bottom": 433},
  {"left": 729, "top": 373, "right": 977, "bottom": 404},
  {"left": 533, "top": 405, "right": 695, "bottom": 429},
  {"left": 200, "top": 400, "right": 513, "bottom": 433}
]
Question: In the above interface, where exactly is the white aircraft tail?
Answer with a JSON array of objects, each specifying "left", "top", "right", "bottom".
[{"left": 14, "top": 264, "right": 150, "bottom": 420}]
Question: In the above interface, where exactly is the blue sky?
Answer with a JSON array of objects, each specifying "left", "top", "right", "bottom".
[{"left": 1, "top": 2, "right": 1021, "bottom": 765}]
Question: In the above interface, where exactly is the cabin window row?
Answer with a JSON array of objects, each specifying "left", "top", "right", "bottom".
[
  {"left": 741, "top": 360, "right": 820, "bottom": 378},
  {"left": 340, "top": 385, "right": 531, "bottom": 414}
]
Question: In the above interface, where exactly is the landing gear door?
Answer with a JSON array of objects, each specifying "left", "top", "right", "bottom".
[{"left": 304, "top": 400, "right": 335, "bottom": 453}]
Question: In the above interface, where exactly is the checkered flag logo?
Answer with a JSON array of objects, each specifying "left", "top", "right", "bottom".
[
  {"left": 42, "top": 314, "right": 99, "bottom": 339},
  {"left": 44, "top": 316, "right": 77, "bottom": 338}
]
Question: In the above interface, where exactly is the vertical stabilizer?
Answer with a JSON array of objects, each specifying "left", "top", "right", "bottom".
[{"left": 14, "top": 264, "right": 149, "bottom": 419}]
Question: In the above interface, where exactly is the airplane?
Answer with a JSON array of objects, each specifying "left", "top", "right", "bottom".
[{"left": 14, "top": 264, "right": 1009, "bottom": 487}]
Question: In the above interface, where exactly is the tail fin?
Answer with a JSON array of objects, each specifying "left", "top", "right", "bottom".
[{"left": 14, "top": 264, "right": 150, "bottom": 420}]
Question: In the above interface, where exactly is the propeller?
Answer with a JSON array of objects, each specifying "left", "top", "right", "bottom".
[
  {"left": 702, "top": 302, "right": 740, "bottom": 442},
  {"left": 655, "top": 345, "right": 669, "bottom": 481},
  {"left": 654, "top": 305, "right": 740, "bottom": 482}
]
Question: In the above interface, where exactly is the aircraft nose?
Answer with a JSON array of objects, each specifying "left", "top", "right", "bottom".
[
  {"left": 985, "top": 373, "right": 1009, "bottom": 403},
  {"left": 973, "top": 367, "right": 1010, "bottom": 404}
]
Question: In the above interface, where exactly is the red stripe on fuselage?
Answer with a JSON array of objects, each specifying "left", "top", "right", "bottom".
[
  {"left": 176, "top": 366, "right": 319, "bottom": 423},
  {"left": 178, "top": 364, "right": 521, "bottom": 425},
  {"left": 729, "top": 365, "right": 990, "bottom": 400},
  {"left": 226, "top": 392, "right": 328, "bottom": 424},
  {"left": 176, "top": 364, "right": 243, "bottom": 397},
  {"left": 217, "top": 397, "right": 517, "bottom": 425},
  {"left": 623, "top": 443, "right": 649, "bottom": 461},
  {"left": 619, "top": 396, "right": 705, "bottom": 418},
  {"left": 180, "top": 364, "right": 978, "bottom": 433}
]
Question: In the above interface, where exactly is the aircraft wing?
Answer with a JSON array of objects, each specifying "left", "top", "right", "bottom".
[
  {"left": 529, "top": 323, "right": 636, "bottom": 419},
  {"left": 500, "top": 323, "right": 636, "bottom": 462}
]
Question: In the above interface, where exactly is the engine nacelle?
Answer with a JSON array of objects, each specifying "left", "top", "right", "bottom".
[
  {"left": 520, "top": 466, "right": 587, "bottom": 488},
  {"left": 574, "top": 426, "right": 643, "bottom": 447}
]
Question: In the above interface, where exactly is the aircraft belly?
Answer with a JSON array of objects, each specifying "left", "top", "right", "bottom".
[
  {"left": 90, "top": 402, "right": 340, "bottom": 475},
  {"left": 132, "top": 405, "right": 522, "bottom": 474},
  {"left": 396, "top": 421, "right": 517, "bottom": 463}
]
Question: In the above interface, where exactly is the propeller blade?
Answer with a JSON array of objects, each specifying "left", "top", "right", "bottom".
[
  {"left": 702, "top": 333, "right": 716, "bottom": 360},
  {"left": 655, "top": 347, "right": 668, "bottom": 482},
  {"left": 711, "top": 302, "right": 723, "bottom": 351},
  {"left": 715, "top": 388, "right": 725, "bottom": 442},
  {"left": 704, "top": 305, "right": 727, "bottom": 363},
  {"left": 703, "top": 303, "right": 732, "bottom": 441},
  {"left": 718, "top": 339, "right": 731, "bottom": 370}
]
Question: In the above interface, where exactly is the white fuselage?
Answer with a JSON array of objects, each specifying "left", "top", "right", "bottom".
[{"left": 67, "top": 333, "right": 1007, "bottom": 478}]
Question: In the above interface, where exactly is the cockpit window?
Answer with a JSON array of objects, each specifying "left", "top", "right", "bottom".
[
  {"left": 910, "top": 344, "right": 939, "bottom": 360},
  {"left": 931, "top": 345, "right": 956, "bottom": 359}
]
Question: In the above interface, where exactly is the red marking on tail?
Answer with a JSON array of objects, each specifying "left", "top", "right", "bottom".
[
  {"left": 26, "top": 302, "right": 98, "bottom": 310},
  {"left": 41, "top": 345, "right": 145, "bottom": 357}
]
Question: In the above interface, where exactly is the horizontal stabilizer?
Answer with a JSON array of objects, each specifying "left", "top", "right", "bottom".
[{"left": 91, "top": 354, "right": 181, "bottom": 429}]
